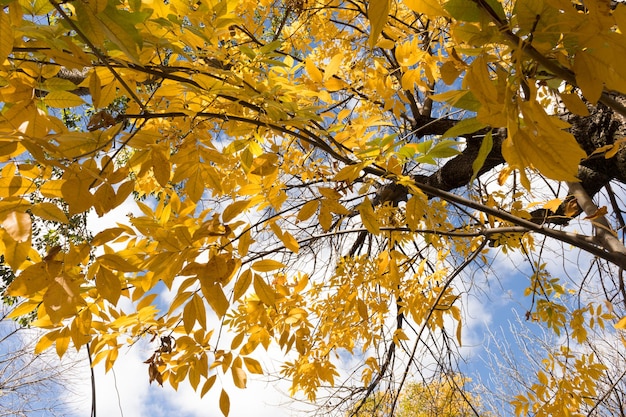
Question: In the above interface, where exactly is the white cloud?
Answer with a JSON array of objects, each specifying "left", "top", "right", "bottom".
[{"left": 66, "top": 339, "right": 309, "bottom": 417}]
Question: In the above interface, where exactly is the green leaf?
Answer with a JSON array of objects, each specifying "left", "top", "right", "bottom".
[
  {"left": 97, "top": 5, "right": 144, "bottom": 63},
  {"left": 444, "top": 0, "right": 481, "bottom": 21},
  {"left": 427, "top": 140, "right": 461, "bottom": 159},
  {"left": 441, "top": 117, "right": 487, "bottom": 139},
  {"left": 470, "top": 131, "right": 493, "bottom": 182}
]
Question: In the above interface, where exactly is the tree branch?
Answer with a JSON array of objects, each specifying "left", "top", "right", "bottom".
[{"left": 567, "top": 181, "right": 626, "bottom": 258}]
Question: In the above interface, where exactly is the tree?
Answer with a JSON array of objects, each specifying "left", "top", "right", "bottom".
[
  {"left": 2, "top": 0, "right": 626, "bottom": 415},
  {"left": 350, "top": 374, "right": 488, "bottom": 417},
  {"left": 0, "top": 305, "right": 81, "bottom": 417}
]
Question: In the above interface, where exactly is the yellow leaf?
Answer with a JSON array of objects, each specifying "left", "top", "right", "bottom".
[
  {"left": 574, "top": 52, "right": 603, "bottom": 104},
  {"left": 98, "top": 254, "right": 139, "bottom": 272},
  {"left": 192, "top": 293, "right": 207, "bottom": 329},
  {"left": 251, "top": 259, "right": 286, "bottom": 272},
  {"left": 471, "top": 131, "right": 493, "bottom": 182},
  {"left": 615, "top": 316, "right": 626, "bottom": 329},
  {"left": 305, "top": 59, "right": 323, "bottom": 83},
  {"left": 206, "top": 254, "right": 239, "bottom": 285},
  {"left": 278, "top": 230, "right": 299, "bottom": 254},
  {"left": 285, "top": 307, "right": 308, "bottom": 324},
  {"left": 293, "top": 274, "right": 309, "bottom": 293},
  {"left": 560, "top": 92, "right": 590, "bottom": 116},
  {"left": 564, "top": 198, "right": 580, "bottom": 218},
  {"left": 404, "top": 0, "right": 448, "bottom": 17},
  {"left": 2, "top": 211, "right": 31, "bottom": 242},
  {"left": 204, "top": 165, "right": 223, "bottom": 194},
  {"left": 584, "top": 206, "right": 608, "bottom": 220},
  {"left": 367, "top": 0, "right": 390, "bottom": 48},
  {"left": 18, "top": 0, "right": 54, "bottom": 15},
  {"left": 358, "top": 197, "right": 380, "bottom": 234},
  {"left": 323, "top": 53, "right": 343, "bottom": 81},
  {"left": 96, "top": 267, "right": 122, "bottom": 305},
  {"left": 238, "top": 229, "right": 253, "bottom": 257},
  {"left": 55, "top": 327, "right": 71, "bottom": 358},
  {"left": 183, "top": 296, "right": 197, "bottom": 333},
  {"left": 219, "top": 389, "right": 230, "bottom": 417},
  {"left": 30, "top": 202, "right": 69, "bottom": 224},
  {"left": 231, "top": 332, "right": 245, "bottom": 350},
  {"left": 201, "top": 375, "right": 217, "bottom": 398},
  {"left": 357, "top": 299, "right": 368, "bottom": 321},
  {"left": 200, "top": 282, "right": 230, "bottom": 317},
  {"left": 91, "top": 227, "right": 125, "bottom": 246},
  {"left": 253, "top": 274, "right": 275, "bottom": 306},
  {"left": 503, "top": 103, "right": 587, "bottom": 183},
  {"left": 43, "top": 275, "right": 85, "bottom": 324},
  {"left": 297, "top": 200, "right": 319, "bottom": 222},
  {"left": 105, "top": 347, "right": 118, "bottom": 373},
  {"left": 93, "top": 183, "right": 117, "bottom": 216},
  {"left": 115, "top": 180, "right": 135, "bottom": 206},
  {"left": 1, "top": 234, "right": 32, "bottom": 270},
  {"left": 406, "top": 193, "right": 426, "bottom": 231},
  {"left": 89, "top": 71, "right": 102, "bottom": 108},
  {"left": 6, "top": 300, "right": 39, "bottom": 319},
  {"left": 543, "top": 198, "right": 562, "bottom": 212},
  {"left": 243, "top": 357, "right": 263, "bottom": 374},
  {"left": 186, "top": 168, "right": 205, "bottom": 202},
  {"left": 537, "top": 370, "right": 548, "bottom": 386},
  {"left": 0, "top": 10, "right": 13, "bottom": 67},
  {"left": 606, "top": 138, "right": 626, "bottom": 159},
  {"left": 151, "top": 147, "right": 171, "bottom": 187},
  {"left": 222, "top": 199, "right": 251, "bottom": 223},
  {"left": 39, "top": 180, "right": 65, "bottom": 198},
  {"left": 231, "top": 357, "right": 247, "bottom": 389},
  {"left": 333, "top": 164, "right": 364, "bottom": 183},
  {"left": 35, "top": 330, "right": 59, "bottom": 354},
  {"left": 44, "top": 91, "right": 86, "bottom": 108},
  {"left": 250, "top": 153, "right": 278, "bottom": 176},
  {"left": 440, "top": 60, "right": 462, "bottom": 85},
  {"left": 318, "top": 203, "right": 333, "bottom": 231},
  {"left": 70, "top": 309, "right": 92, "bottom": 348},
  {"left": 0, "top": 175, "right": 36, "bottom": 198},
  {"left": 61, "top": 178, "right": 94, "bottom": 215},
  {"left": 6, "top": 262, "right": 56, "bottom": 296}
]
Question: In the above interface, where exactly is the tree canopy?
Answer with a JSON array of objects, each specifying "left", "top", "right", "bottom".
[{"left": 2, "top": 0, "right": 626, "bottom": 415}]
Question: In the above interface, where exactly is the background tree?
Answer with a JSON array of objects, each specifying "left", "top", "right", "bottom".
[
  {"left": 0, "top": 305, "right": 82, "bottom": 417},
  {"left": 1, "top": 0, "right": 626, "bottom": 416},
  {"left": 350, "top": 374, "right": 488, "bottom": 417}
]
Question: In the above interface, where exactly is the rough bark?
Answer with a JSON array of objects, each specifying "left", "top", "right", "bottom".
[{"left": 374, "top": 100, "right": 626, "bottom": 228}]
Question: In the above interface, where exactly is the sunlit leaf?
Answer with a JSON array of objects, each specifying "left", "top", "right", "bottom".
[
  {"left": 30, "top": 202, "right": 69, "bottom": 224},
  {"left": 367, "top": 0, "right": 389, "bottom": 48},
  {"left": 251, "top": 259, "right": 286, "bottom": 272},
  {"left": 253, "top": 274, "right": 275, "bottom": 306},
  {"left": 219, "top": 389, "right": 230, "bottom": 417},
  {"left": 44, "top": 91, "right": 86, "bottom": 108},
  {"left": 2, "top": 211, "right": 31, "bottom": 242}
]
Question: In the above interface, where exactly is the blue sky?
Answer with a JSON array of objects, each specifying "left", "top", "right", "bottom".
[{"left": 1, "top": 159, "right": 622, "bottom": 417}]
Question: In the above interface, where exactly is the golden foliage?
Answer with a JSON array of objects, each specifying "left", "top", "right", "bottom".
[{"left": 1, "top": 0, "right": 625, "bottom": 415}]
